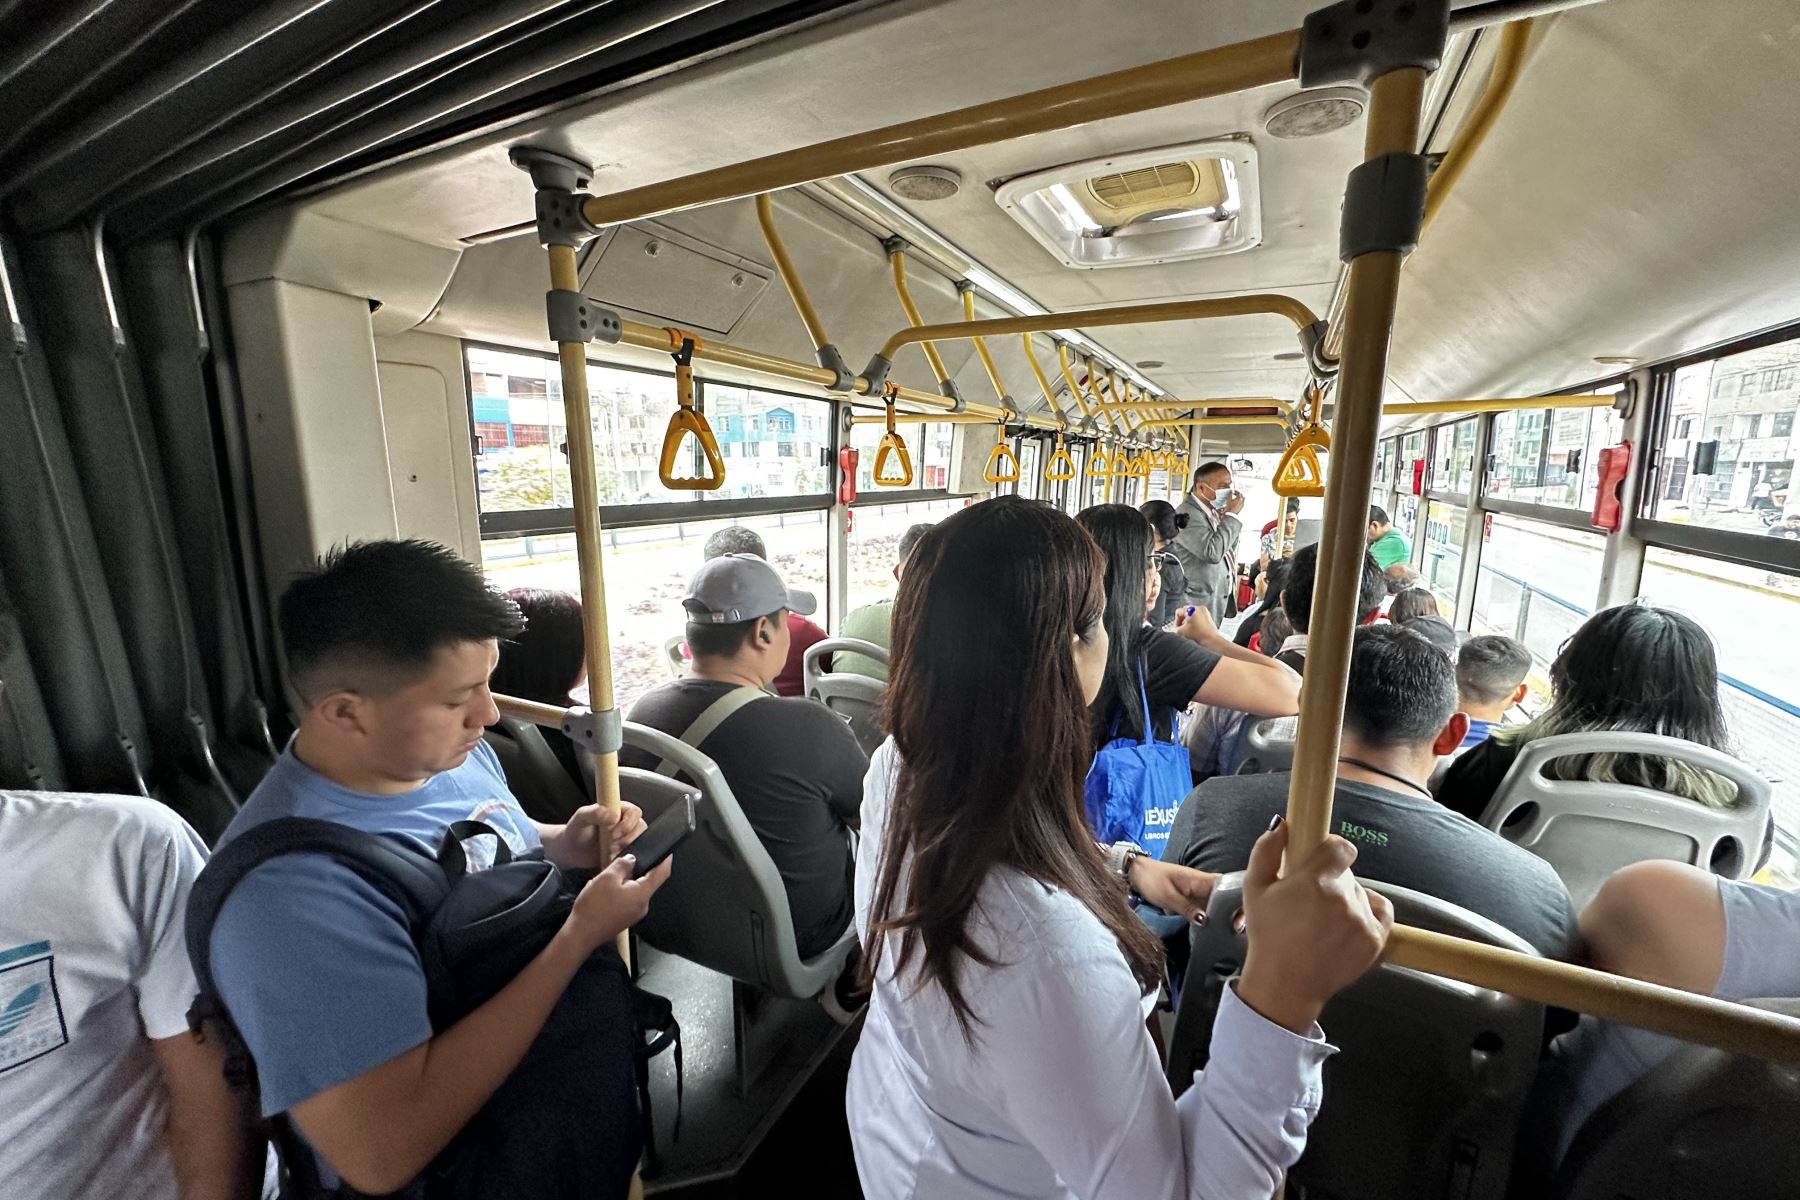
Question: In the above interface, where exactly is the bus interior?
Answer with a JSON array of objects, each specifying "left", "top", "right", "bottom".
[{"left": 5, "top": 0, "right": 1800, "bottom": 1195}]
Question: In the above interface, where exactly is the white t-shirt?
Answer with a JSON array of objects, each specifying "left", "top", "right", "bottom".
[{"left": 0, "top": 791, "right": 209, "bottom": 1200}]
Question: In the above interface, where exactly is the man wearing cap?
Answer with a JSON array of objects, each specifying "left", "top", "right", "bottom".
[{"left": 621, "top": 554, "right": 868, "bottom": 961}]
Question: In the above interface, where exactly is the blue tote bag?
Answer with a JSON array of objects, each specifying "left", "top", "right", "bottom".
[{"left": 1084, "top": 662, "right": 1191, "bottom": 861}]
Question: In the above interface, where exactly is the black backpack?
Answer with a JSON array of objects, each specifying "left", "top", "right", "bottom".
[{"left": 185, "top": 818, "right": 679, "bottom": 1199}]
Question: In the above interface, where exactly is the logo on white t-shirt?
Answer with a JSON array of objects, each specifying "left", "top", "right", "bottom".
[{"left": 0, "top": 941, "right": 68, "bottom": 1073}]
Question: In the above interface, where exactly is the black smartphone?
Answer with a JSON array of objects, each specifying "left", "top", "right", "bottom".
[{"left": 628, "top": 794, "right": 695, "bottom": 879}]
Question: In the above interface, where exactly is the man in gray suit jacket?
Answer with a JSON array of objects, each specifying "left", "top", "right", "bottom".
[{"left": 1169, "top": 460, "right": 1245, "bottom": 623}]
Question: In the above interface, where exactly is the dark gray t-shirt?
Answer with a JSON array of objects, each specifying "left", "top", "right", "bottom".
[
  {"left": 1164, "top": 770, "right": 1579, "bottom": 959},
  {"left": 622, "top": 679, "right": 868, "bottom": 958}
]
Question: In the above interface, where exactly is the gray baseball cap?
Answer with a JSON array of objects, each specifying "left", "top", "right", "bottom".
[{"left": 683, "top": 553, "right": 817, "bottom": 623}]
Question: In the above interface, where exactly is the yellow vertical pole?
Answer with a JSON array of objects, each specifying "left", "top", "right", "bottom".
[{"left": 1284, "top": 67, "right": 1427, "bottom": 862}]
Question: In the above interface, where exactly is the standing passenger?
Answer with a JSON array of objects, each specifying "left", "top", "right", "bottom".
[
  {"left": 1169, "top": 462, "right": 1244, "bottom": 622},
  {"left": 1138, "top": 500, "right": 1190, "bottom": 629},
  {"left": 1366, "top": 506, "right": 1412, "bottom": 571},
  {"left": 849, "top": 496, "right": 1393, "bottom": 1199}
]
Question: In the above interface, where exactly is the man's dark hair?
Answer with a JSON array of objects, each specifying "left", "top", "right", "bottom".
[
  {"left": 490, "top": 589, "right": 585, "bottom": 706},
  {"left": 1457, "top": 634, "right": 1532, "bottom": 705},
  {"left": 280, "top": 540, "right": 523, "bottom": 703},
  {"left": 1193, "top": 461, "right": 1230, "bottom": 487},
  {"left": 1403, "top": 614, "right": 1459, "bottom": 655},
  {"left": 703, "top": 526, "right": 766, "bottom": 561},
  {"left": 1281, "top": 543, "right": 1385, "bottom": 633},
  {"left": 686, "top": 617, "right": 762, "bottom": 658},
  {"left": 898, "top": 523, "right": 932, "bottom": 567},
  {"left": 1343, "top": 624, "right": 1457, "bottom": 749},
  {"left": 1369, "top": 504, "right": 1391, "bottom": 527}
]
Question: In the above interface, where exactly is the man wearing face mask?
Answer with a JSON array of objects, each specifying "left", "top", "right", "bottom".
[{"left": 1170, "top": 461, "right": 1246, "bottom": 623}]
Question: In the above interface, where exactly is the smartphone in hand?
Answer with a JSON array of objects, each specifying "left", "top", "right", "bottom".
[{"left": 628, "top": 794, "right": 696, "bottom": 879}]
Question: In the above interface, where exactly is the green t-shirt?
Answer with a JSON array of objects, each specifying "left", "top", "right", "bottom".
[
  {"left": 836, "top": 602, "right": 893, "bottom": 681},
  {"left": 1369, "top": 528, "right": 1411, "bottom": 570}
]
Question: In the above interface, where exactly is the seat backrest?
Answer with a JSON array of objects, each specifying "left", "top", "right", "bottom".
[
  {"left": 1168, "top": 874, "right": 1545, "bottom": 1200},
  {"left": 803, "top": 637, "right": 889, "bottom": 757},
  {"left": 1233, "top": 715, "right": 1297, "bottom": 775},
  {"left": 662, "top": 635, "right": 690, "bottom": 679},
  {"left": 1551, "top": 998, "right": 1800, "bottom": 1199},
  {"left": 483, "top": 717, "right": 587, "bottom": 823},
  {"left": 618, "top": 724, "right": 856, "bottom": 1000},
  {"left": 1481, "top": 731, "right": 1771, "bottom": 910}
]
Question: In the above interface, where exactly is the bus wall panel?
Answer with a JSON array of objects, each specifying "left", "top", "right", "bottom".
[{"left": 375, "top": 330, "right": 483, "bottom": 563}]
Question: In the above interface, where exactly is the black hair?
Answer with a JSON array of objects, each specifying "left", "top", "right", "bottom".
[
  {"left": 1457, "top": 634, "right": 1532, "bottom": 705},
  {"left": 1343, "top": 624, "right": 1458, "bottom": 748},
  {"left": 1369, "top": 504, "right": 1391, "bottom": 527},
  {"left": 1138, "top": 499, "right": 1189, "bottom": 544},
  {"left": 1260, "top": 558, "right": 1292, "bottom": 607},
  {"left": 1075, "top": 504, "right": 1157, "bottom": 741},
  {"left": 898, "top": 523, "right": 932, "bottom": 567},
  {"left": 1390, "top": 587, "right": 1442, "bottom": 624},
  {"left": 703, "top": 526, "right": 767, "bottom": 561},
  {"left": 1403, "top": 614, "right": 1459, "bottom": 655},
  {"left": 1193, "top": 461, "right": 1230, "bottom": 486},
  {"left": 490, "top": 589, "right": 584, "bottom": 706},
  {"left": 280, "top": 540, "right": 524, "bottom": 702},
  {"left": 1259, "top": 607, "right": 1295, "bottom": 657},
  {"left": 686, "top": 617, "right": 763, "bottom": 658},
  {"left": 1280, "top": 543, "right": 1385, "bottom": 634}
]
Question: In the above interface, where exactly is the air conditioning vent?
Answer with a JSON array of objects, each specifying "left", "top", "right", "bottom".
[{"left": 996, "top": 139, "right": 1260, "bottom": 270}]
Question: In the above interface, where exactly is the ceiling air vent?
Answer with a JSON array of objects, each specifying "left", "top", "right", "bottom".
[{"left": 995, "top": 139, "right": 1259, "bottom": 270}]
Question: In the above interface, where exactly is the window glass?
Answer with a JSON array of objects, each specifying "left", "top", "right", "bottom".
[
  {"left": 1421, "top": 501, "right": 1465, "bottom": 612},
  {"left": 696, "top": 383, "right": 832, "bottom": 500},
  {"left": 847, "top": 497, "right": 965, "bottom": 611},
  {"left": 470, "top": 347, "right": 709, "bottom": 511},
  {"left": 1488, "top": 402, "right": 1624, "bottom": 508},
  {"left": 1649, "top": 336, "right": 1800, "bottom": 531},
  {"left": 481, "top": 511, "right": 830, "bottom": 715},
  {"left": 1470, "top": 515, "right": 1605, "bottom": 681},
  {"left": 1640, "top": 546, "right": 1800, "bottom": 886},
  {"left": 1017, "top": 441, "right": 1042, "bottom": 500},
  {"left": 1373, "top": 438, "right": 1396, "bottom": 488}
]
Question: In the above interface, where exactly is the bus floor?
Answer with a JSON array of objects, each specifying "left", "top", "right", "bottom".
[{"left": 636, "top": 942, "right": 864, "bottom": 1198}]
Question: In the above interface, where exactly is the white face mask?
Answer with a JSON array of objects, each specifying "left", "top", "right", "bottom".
[{"left": 1209, "top": 488, "right": 1231, "bottom": 511}]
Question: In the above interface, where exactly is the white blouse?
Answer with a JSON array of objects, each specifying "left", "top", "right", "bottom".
[{"left": 848, "top": 739, "right": 1334, "bottom": 1200}]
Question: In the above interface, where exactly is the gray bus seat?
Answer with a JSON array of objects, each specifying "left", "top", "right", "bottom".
[
  {"left": 1547, "top": 998, "right": 1800, "bottom": 1199},
  {"left": 1234, "top": 715, "right": 1297, "bottom": 775},
  {"left": 619, "top": 723, "right": 857, "bottom": 1001},
  {"left": 663, "top": 635, "right": 690, "bottom": 679},
  {"left": 1479, "top": 731, "right": 1771, "bottom": 911},
  {"left": 483, "top": 716, "right": 587, "bottom": 823},
  {"left": 1168, "top": 874, "right": 1544, "bottom": 1200},
  {"left": 803, "top": 637, "right": 888, "bottom": 757}
]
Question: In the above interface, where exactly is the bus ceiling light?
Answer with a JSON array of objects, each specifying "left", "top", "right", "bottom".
[
  {"left": 888, "top": 165, "right": 962, "bottom": 201},
  {"left": 1262, "top": 87, "right": 1367, "bottom": 139}
]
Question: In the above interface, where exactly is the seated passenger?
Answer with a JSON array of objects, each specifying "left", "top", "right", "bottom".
[
  {"left": 1167, "top": 624, "right": 1579, "bottom": 958},
  {"left": 1138, "top": 500, "right": 1190, "bottom": 628},
  {"left": 700, "top": 526, "right": 826, "bottom": 697},
  {"left": 1254, "top": 606, "right": 1295, "bottom": 658},
  {"left": 621, "top": 553, "right": 866, "bottom": 960},
  {"left": 1367, "top": 504, "right": 1412, "bottom": 570},
  {"left": 1528, "top": 859, "right": 1800, "bottom": 1170},
  {"left": 1455, "top": 634, "right": 1531, "bottom": 751},
  {"left": 1401, "top": 613, "right": 1459, "bottom": 656},
  {"left": 1437, "top": 605, "right": 1742, "bottom": 824},
  {"left": 1268, "top": 541, "right": 1388, "bottom": 674},
  {"left": 203, "top": 540, "right": 665, "bottom": 1198},
  {"left": 850, "top": 495, "right": 1392, "bottom": 1198},
  {"left": 1258, "top": 498, "right": 1300, "bottom": 563},
  {"left": 1, "top": 586, "right": 266, "bottom": 1199},
  {"left": 835, "top": 522, "right": 932, "bottom": 682},
  {"left": 1389, "top": 586, "right": 1441, "bottom": 624},
  {"left": 490, "top": 587, "right": 589, "bottom": 787},
  {"left": 1231, "top": 559, "right": 1291, "bottom": 650}
]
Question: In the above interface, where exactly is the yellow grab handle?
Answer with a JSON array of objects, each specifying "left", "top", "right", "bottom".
[
  {"left": 659, "top": 407, "right": 726, "bottom": 490},
  {"left": 984, "top": 419, "right": 1020, "bottom": 485},
  {"left": 1045, "top": 436, "right": 1076, "bottom": 481},
  {"left": 873, "top": 397, "right": 914, "bottom": 486},
  {"left": 1088, "top": 446, "right": 1114, "bottom": 477},
  {"left": 1129, "top": 452, "right": 1151, "bottom": 479},
  {"left": 1272, "top": 422, "right": 1330, "bottom": 498}
]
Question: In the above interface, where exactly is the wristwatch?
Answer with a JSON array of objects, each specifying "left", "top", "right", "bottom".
[{"left": 1105, "top": 841, "right": 1146, "bottom": 895}]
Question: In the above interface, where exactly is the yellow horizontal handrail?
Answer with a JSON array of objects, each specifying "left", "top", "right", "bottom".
[
  {"left": 871, "top": 294, "right": 1321, "bottom": 366},
  {"left": 1096, "top": 396, "right": 1297, "bottom": 417},
  {"left": 579, "top": 30, "right": 1301, "bottom": 228}
]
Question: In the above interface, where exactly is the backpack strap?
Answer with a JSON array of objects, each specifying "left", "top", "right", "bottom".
[{"left": 655, "top": 687, "right": 768, "bottom": 777}]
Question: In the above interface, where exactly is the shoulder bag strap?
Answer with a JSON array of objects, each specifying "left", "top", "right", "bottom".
[{"left": 655, "top": 686, "right": 769, "bottom": 777}]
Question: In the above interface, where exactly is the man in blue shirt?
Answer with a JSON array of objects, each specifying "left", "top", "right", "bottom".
[
  {"left": 207, "top": 540, "right": 668, "bottom": 1195},
  {"left": 1454, "top": 634, "right": 1532, "bottom": 750}
]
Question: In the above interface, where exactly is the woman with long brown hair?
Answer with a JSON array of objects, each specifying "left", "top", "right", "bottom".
[{"left": 848, "top": 497, "right": 1393, "bottom": 1199}]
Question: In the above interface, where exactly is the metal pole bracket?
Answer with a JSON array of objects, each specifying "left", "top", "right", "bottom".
[
  {"left": 1339, "top": 151, "right": 1429, "bottom": 262},
  {"left": 938, "top": 378, "right": 966, "bottom": 411},
  {"left": 511, "top": 147, "right": 602, "bottom": 248},
  {"left": 815, "top": 344, "right": 856, "bottom": 391},
  {"left": 562, "top": 705, "right": 624, "bottom": 758},
  {"left": 546, "top": 289, "right": 623, "bottom": 345},
  {"left": 1299, "top": 0, "right": 1451, "bottom": 88},
  {"left": 1299, "top": 320, "right": 1339, "bottom": 379}
]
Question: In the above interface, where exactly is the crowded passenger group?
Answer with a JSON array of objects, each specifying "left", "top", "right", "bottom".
[{"left": 2, "top": 465, "right": 1793, "bottom": 1200}]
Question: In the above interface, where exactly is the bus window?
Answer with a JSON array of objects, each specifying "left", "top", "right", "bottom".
[
  {"left": 848, "top": 497, "right": 965, "bottom": 611},
  {"left": 1428, "top": 419, "right": 1478, "bottom": 494},
  {"left": 1639, "top": 545, "right": 1800, "bottom": 886},
  {"left": 1422, "top": 500, "right": 1466, "bottom": 612},
  {"left": 1647, "top": 337, "right": 1800, "bottom": 531},
  {"left": 1487, "top": 404, "right": 1623, "bottom": 509},
  {"left": 1470, "top": 515, "right": 1606, "bottom": 699},
  {"left": 850, "top": 418, "right": 954, "bottom": 492},
  {"left": 701, "top": 384, "right": 834, "bottom": 501}
]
